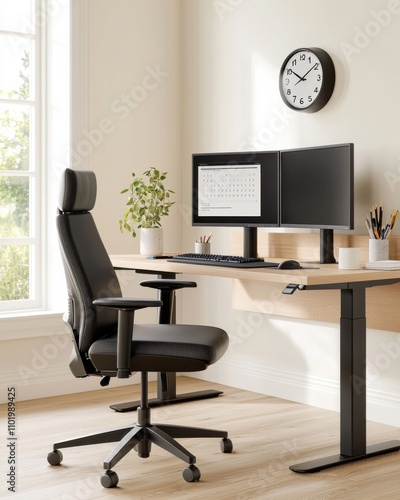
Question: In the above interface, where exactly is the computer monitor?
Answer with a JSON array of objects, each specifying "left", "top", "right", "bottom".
[
  {"left": 192, "top": 151, "right": 279, "bottom": 258},
  {"left": 280, "top": 143, "right": 354, "bottom": 263}
]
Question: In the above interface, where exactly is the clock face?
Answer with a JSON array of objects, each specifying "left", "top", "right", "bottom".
[{"left": 279, "top": 48, "right": 335, "bottom": 112}]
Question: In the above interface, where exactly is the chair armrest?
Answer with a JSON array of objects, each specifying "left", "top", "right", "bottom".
[
  {"left": 92, "top": 297, "right": 162, "bottom": 310},
  {"left": 140, "top": 280, "right": 197, "bottom": 291},
  {"left": 140, "top": 280, "right": 197, "bottom": 324},
  {"left": 92, "top": 297, "right": 162, "bottom": 378}
]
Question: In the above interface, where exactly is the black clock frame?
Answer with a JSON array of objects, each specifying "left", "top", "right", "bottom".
[{"left": 279, "top": 47, "right": 335, "bottom": 113}]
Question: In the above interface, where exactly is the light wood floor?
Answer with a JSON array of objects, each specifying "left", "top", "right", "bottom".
[{"left": 2, "top": 377, "right": 399, "bottom": 499}]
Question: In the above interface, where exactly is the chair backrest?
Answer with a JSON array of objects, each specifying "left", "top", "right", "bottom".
[{"left": 57, "top": 168, "right": 122, "bottom": 357}]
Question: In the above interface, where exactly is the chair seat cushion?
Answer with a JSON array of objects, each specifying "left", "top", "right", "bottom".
[{"left": 88, "top": 324, "right": 229, "bottom": 375}]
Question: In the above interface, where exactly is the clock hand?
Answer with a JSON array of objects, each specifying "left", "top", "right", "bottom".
[
  {"left": 299, "top": 63, "right": 318, "bottom": 82},
  {"left": 291, "top": 70, "right": 306, "bottom": 85}
]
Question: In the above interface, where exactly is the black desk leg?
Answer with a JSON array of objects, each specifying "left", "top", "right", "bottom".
[{"left": 290, "top": 286, "right": 400, "bottom": 472}]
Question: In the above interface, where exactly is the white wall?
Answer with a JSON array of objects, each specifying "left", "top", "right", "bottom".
[
  {"left": 0, "top": 0, "right": 181, "bottom": 402},
  {"left": 179, "top": 0, "right": 400, "bottom": 426},
  {"left": 84, "top": 0, "right": 182, "bottom": 257},
  {"left": 2, "top": 0, "right": 400, "bottom": 426}
]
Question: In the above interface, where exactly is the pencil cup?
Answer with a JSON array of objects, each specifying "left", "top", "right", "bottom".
[
  {"left": 369, "top": 239, "right": 389, "bottom": 261},
  {"left": 195, "top": 242, "right": 210, "bottom": 254}
]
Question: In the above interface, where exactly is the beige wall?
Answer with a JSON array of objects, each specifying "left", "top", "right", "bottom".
[
  {"left": 2, "top": 0, "right": 400, "bottom": 425},
  {"left": 179, "top": 0, "right": 400, "bottom": 426},
  {"left": 84, "top": 0, "right": 182, "bottom": 257}
]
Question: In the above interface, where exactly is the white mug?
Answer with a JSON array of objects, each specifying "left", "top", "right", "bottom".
[{"left": 336, "top": 247, "right": 361, "bottom": 270}]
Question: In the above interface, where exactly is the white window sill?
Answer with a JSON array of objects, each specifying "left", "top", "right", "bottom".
[{"left": 0, "top": 312, "right": 67, "bottom": 340}]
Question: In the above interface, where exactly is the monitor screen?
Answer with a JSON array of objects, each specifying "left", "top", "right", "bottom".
[
  {"left": 280, "top": 143, "right": 354, "bottom": 229},
  {"left": 192, "top": 151, "right": 279, "bottom": 229}
]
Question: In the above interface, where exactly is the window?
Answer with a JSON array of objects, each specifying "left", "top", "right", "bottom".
[
  {"left": 0, "top": 0, "right": 71, "bottom": 315},
  {"left": 0, "top": 0, "right": 41, "bottom": 311}
]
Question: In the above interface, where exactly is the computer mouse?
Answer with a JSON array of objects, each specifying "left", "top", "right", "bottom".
[{"left": 278, "top": 259, "right": 302, "bottom": 269}]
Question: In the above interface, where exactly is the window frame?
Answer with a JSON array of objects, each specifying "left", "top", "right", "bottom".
[
  {"left": 0, "top": 1, "right": 43, "bottom": 312},
  {"left": 0, "top": 0, "right": 76, "bottom": 318}
]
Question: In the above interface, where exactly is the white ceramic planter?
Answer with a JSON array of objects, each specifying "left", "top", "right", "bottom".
[{"left": 140, "top": 227, "right": 163, "bottom": 256}]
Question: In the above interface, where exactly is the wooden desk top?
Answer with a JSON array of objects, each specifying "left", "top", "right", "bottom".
[
  {"left": 111, "top": 254, "right": 400, "bottom": 331},
  {"left": 110, "top": 254, "right": 400, "bottom": 288}
]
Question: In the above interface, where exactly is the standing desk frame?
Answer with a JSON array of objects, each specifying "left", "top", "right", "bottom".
[
  {"left": 289, "top": 278, "right": 400, "bottom": 472},
  {"left": 110, "top": 255, "right": 400, "bottom": 472}
]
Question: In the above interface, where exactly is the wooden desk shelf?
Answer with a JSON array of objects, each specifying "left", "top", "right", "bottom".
[{"left": 232, "top": 232, "right": 400, "bottom": 333}]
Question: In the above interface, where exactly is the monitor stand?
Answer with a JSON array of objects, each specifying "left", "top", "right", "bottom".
[
  {"left": 243, "top": 227, "right": 258, "bottom": 258},
  {"left": 320, "top": 229, "right": 336, "bottom": 264},
  {"left": 244, "top": 227, "right": 337, "bottom": 264}
]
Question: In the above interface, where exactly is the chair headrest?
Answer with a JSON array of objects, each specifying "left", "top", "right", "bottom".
[{"left": 58, "top": 168, "right": 97, "bottom": 212}]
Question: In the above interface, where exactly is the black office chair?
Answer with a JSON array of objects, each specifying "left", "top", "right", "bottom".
[
  {"left": 48, "top": 168, "right": 232, "bottom": 488},
  {"left": 110, "top": 279, "right": 224, "bottom": 412}
]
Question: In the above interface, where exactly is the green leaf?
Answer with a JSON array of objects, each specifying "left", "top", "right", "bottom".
[{"left": 119, "top": 166, "right": 175, "bottom": 237}]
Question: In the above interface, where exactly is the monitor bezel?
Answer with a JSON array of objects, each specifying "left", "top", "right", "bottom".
[
  {"left": 279, "top": 143, "right": 354, "bottom": 230},
  {"left": 192, "top": 150, "right": 280, "bottom": 229}
]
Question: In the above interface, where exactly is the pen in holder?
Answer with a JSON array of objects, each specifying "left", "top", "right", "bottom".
[
  {"left": 365, "top": 204, "right": 399, "bottom": 261},
  {"left": 369, "top": 238, "right": 389, "bottom": 261},
  {"left": 195, "top": 242, "right": 210, "bottom": 254},
  {"left": 365, "top": 205, "right": 400, "bottom": 262},
  {"left": 195, "top": 232, "right": 213, "bottom": 254}
]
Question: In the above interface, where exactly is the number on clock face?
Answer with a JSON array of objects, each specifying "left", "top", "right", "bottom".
[{"left": 282, "top": 50, "right": 323, "bottom": 109}]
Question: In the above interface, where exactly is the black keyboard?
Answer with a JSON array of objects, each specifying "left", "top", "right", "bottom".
[{"left": 168, "top": 253, "right": 279, "bottom": 268}]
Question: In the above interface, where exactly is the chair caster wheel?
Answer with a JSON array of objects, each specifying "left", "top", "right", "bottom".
[
  {"left": 220, "top": 437, "right": 233, "bottom": 453},
  {"left": 101, "top": 470, "right": 119, "bottom": 488},
  {"left": 47, "top": 449, "right": 63, "bottom": 466},
  {"left": 183, "top": 464, "right": 201, "bottom": 482}
]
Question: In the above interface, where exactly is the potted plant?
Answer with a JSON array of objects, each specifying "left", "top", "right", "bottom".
[{"left": 119, "top": 167, "right": 175, "bottom": 256}]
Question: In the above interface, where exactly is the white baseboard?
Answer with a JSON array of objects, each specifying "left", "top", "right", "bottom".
[
  {"left": 0, "top": 365, "right": 154, "bottom": 404},
  {"left": 3, "top": 350, "right": 399, "bottom": 428},
  {"left": 195, "top": 358, "right": 400, "bottom": 428}
]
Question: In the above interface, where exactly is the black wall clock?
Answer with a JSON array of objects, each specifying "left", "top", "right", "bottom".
[{"left": 279, "top": 47, "right": 335, "bottom": 113}]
